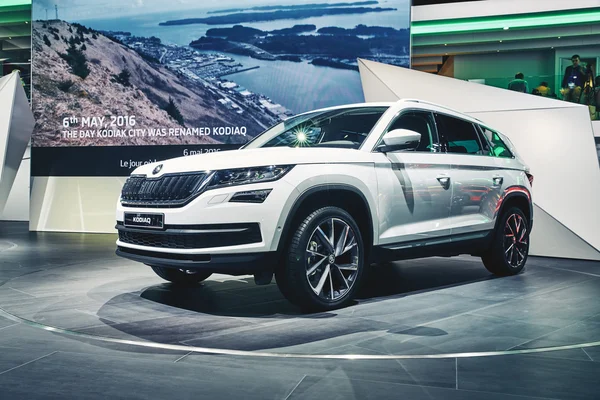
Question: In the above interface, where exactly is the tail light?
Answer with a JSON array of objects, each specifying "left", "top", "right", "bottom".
[{"left": 526, "top": 172, "right": 534, "bottom": 186}]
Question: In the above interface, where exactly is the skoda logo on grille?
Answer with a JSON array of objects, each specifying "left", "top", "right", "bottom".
[{"left": 152, "top": 164, "right": 163, "bottom": 175}]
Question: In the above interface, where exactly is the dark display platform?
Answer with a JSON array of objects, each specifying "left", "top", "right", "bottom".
[
  {"left": 1, "top": 221, "right": 600, "bottom": 399},
  {"left": 2, "top": 221, "right": 600, "bottom": 358}
]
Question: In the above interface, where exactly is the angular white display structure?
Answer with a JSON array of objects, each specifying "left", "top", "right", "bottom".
[
  {"left": 358, "top": 58, "right": 600, "bottom": 260},
  {"left": 0, "top": 71, "right": 34, "bottom": 216}
]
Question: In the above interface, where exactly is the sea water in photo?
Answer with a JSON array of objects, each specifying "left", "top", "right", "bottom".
[{"left": 35, "top": 0, "right": 409, "bottom": 114}]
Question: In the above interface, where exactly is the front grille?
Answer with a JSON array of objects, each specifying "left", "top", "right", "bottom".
[
  {"left": 121, "top": 173, "right": 207, "bottom": 208},
  {"left": 117, "top": 223, "right": 262, "bottom": 249}
]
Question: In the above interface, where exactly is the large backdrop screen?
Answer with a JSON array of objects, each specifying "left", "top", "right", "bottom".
[{"left": 31, "top": 0, "right": 411, "bottom": 176}]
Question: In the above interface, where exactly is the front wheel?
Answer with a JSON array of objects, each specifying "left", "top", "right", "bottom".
[
  {"left": 150, "top": 266, "right": 212, "bottom": 285},
  {"left": 275, "top": 206, "right": 365, "bottom": 312},
  {"left": 482, "top": 207, "right": 530, "bottom": 276}
]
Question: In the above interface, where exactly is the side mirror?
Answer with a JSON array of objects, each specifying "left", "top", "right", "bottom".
[{"left": 378, "top": 129, "right": 421, "bottom": 152}]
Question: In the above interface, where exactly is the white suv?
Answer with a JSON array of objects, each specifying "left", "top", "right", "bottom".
[{"left": 116, "top": 99, "right": 533, "bottom": 311}]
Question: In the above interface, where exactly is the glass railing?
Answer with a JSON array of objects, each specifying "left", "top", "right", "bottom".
[{"left": 464, "top": 74, "right": 599, "bottom": 121}]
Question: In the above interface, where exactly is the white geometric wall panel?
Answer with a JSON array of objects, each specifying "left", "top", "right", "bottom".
[
  {"left": 29, "top": 176, "right": 126, "bottom": 233},
  {"left": 0, "top": 71, "right": 34, "bottom": 217},
  {"left": 530, "top": 204, "right": 600, "bottom": 261},
  {"left": 359, "top": 58, "right": 600, "bottom": 260},
  {"left": 1, "top": 145, "right": 29, "bottom": 221}
]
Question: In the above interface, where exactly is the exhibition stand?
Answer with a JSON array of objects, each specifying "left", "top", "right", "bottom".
[{"left": 1, "top": 0, "right": 600, "bottom": 399}]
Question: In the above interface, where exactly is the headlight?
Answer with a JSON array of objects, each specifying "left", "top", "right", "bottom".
[{"left": 206, "top": 165, "right": 294, "bottom": 189}]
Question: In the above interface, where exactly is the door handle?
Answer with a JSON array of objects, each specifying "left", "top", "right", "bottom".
[
  {"left": 437, "top": 175, "right": 451, "bottom": 190},
  {"left": 493, "top": 176, "right": 504, "bottom": 186}
]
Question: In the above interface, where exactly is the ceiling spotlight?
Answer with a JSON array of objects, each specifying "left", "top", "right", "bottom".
[
  {"left": 497, "top": 50, "right": 500, "bottom": 52},
  {"left": 558, "top": 36, "right": 561, "bottom": 39},
  {"left": 8, "top": 37, "right": 11, "bottom": 39},
  {"left": 503, "top": 27, "right": 509, "bottom": 30},
  {"left": 444, "top": 43, "right": 447, "bottom": 46},
  {"left": 25, "top": 21, "right": 28, "bottom": 24},
  {"left": 499, "top": 40, "right": 503, "bottom": 43}
]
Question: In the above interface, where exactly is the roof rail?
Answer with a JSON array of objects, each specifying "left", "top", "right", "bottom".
[
  {"left": 400, "top": 98, "right": 456, "bottom": 111},
  {"left": 399, "top": 98, "right": 483, "bottom": 122}
]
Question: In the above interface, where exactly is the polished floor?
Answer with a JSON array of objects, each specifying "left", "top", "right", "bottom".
[{"left": 1, "top": 221, "right": 600, "bottom": 399}]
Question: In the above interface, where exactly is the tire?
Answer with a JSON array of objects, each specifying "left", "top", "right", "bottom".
[
  {"left": 482, "top": 207, "right": 530, "bottom": 276},
  {"left": 275, "top": 206, "right": 365, "bottom": 312},
  {"left": 150, "top": 266, "right": 212, "bottom": 285}
]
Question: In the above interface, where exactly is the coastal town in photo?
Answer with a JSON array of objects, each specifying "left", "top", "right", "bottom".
[{"left": 31, "top": 0, "right": 410, "bottom": 147}]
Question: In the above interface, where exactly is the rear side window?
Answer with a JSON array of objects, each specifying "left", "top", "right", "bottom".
[
  {"left": 435, "top": 114, "right": 483, "bottom": 155},
  {"left": 480, "top": 126, "right": 513, "bottom": 158}
]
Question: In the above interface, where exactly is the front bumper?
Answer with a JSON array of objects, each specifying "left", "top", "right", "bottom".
[
  {"left": 116, "top": 179, "right": 299, "bottom": 256},
  {"left": 116, "top": 246, "right": 278, "bottom": 275},
  {"left": 116, "top": 222, "right": 263, "bottom": 249}
]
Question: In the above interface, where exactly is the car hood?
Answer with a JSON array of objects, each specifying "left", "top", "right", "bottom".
[{"left": 131, "top": 147, "right": 374, "bottom": 176}]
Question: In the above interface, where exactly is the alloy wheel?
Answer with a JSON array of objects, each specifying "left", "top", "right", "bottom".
[
  {"left": 503, "top": 213, "right": 528, "bottom": 268},
  {"left": 305, "top": 218, "right": 360, "bottom": 302}
]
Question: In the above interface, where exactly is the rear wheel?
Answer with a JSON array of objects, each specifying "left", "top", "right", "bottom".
[
  {"left": 275, "top": 206, "right": 365, "bottom": 312},
  {"left": 150, "top": 266, "right": 212, "bottom": 285},
  {"left": 482, "top": 207, "right": 529, "bottom": 276}
]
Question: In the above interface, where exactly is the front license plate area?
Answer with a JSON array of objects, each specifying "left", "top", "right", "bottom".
[{"left": 124, "top": 213, "right": 164, "bottom": 230}]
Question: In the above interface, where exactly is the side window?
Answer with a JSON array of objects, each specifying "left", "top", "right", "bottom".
[
  {"left": 480, "top": 126, "right": 514, "bottom": 158},
  {"left": 435, "top": 114, "right": 483, "bottom": 155},
  {"left": 387, "top": 111, "right": 435, "bottom": 152}
]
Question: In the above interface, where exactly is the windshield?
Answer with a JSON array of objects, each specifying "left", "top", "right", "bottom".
[{"left": 243, "top": 106, "right": 388, "bottom": 149}]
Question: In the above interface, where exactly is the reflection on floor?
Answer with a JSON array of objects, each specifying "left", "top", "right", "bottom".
[{"left": 1, "top": 221, "right": 600, "bottom": 399}]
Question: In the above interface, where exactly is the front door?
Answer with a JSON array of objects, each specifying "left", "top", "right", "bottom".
[{"left": 374, "top": 110, "right": 454, "bottom": 246}]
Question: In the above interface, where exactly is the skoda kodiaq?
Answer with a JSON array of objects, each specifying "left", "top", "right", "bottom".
[{"left": 116, "top": 99, "right": 534, "bottom": 311}]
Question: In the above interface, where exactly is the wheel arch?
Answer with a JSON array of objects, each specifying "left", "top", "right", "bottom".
[
  {"left": 495, "top": 186, "right": 533, "bottom": 232},
  {"left": 482, "top": 185, "right": 532, "bottom": 276},
  {"left": 276, "top": 184, "right": 376, "bottom": 263}
]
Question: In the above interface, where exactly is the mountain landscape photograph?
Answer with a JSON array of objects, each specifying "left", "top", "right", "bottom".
[{"left": 31, "top": 0, "right": 410, "bottom": 148}]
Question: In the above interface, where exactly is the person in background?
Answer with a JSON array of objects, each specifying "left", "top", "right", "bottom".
[
  {"left": 582, "top": 64, "right": 595, "bottom": 101},
  {"left": 535, "top": 82, "right": 551, "bottom": 97},
  {"left": 508, "top": 72, "right": 529, "bottom": 93},
  {"left": 561, "top": 54, "right": 586, "bottom": 102},
  {"left": 593, "top": 76, "right": 600, "bottom": 120}
]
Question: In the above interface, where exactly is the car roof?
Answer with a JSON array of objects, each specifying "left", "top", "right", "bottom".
[
  {"left": 400, "top": 99, "right": 486, "bottom": 126},
  {"left": 291, "top": 102, "right": 395, "bottom": 115},
  {"left": 293, "top": 99, "right": 485, "bottom": 127}
]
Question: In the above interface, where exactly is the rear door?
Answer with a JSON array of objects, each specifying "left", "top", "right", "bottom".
[
  {"left": 477, "top": 123, "right": 529, "bottom": 218},
  {"left": 434, "top": 113, "right": 506, "bottom": 237}
]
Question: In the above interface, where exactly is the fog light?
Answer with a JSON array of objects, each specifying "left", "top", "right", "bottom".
[{"left": 230, "top": 189, "right": 272, "bottom": 203}]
